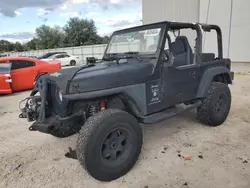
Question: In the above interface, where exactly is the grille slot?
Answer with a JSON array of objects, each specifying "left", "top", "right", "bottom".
[{"left": 47, "top": 82, "right": 69, "bottom": 117}]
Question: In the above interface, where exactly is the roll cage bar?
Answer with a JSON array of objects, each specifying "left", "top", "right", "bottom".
[
  {"left": 104, "top": 21, "right": 223, "bottom": 65},
  {"left": 166, "top": 22, "right": 223, "bottom": 64}
]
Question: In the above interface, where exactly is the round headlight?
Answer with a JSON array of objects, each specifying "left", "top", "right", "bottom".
[{"left": 58, "top": 91, "right": 63, "bottom": 101}]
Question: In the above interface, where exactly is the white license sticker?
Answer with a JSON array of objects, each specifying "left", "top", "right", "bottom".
[{"left": 144, "top": 28, "right": 161, "bottom": 37}]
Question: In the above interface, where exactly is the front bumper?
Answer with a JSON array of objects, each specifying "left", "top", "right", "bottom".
[{"left": 19, "top": 94, "right": 84, "bottom": 134}]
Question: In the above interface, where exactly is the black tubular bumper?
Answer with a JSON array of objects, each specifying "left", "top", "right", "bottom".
[{"left": 29, "top": 122, "right": 51, "bottom": 133}]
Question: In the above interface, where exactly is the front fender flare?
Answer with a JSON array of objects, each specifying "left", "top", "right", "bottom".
[{"left": 63, "top": 83, "right": 147, "bottom": 117}]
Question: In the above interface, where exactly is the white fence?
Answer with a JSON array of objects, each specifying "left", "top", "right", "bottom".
[
  {"left": 7, "top": 37, "right": 157, "bottom": 64},
  {"left": 8, "top": 44, "right": 108, "bottom": 64}
]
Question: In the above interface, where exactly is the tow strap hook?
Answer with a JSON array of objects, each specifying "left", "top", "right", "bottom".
[{"left": 19, "top": 113, "right": 27, "bottom": 118}]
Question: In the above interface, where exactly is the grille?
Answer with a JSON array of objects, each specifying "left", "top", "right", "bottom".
[{"left": 47, "top": 82, "right": 69, "bottom": 117}]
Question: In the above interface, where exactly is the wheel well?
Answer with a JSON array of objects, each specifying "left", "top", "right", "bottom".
[
  {"left": 106, "top": 94, "right": 143, "bottom": 118},
  {"left": 35, "top": 72, "right": 47, "bottom": 81},
  {"left": 213, "top": 73, "right": 232, "bottom": 84}
]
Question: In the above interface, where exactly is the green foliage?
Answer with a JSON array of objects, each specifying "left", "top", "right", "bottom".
[
  {"left": 102, "top": 36, "right": 111, "bottom": 44},
  {"left": 64, "top": 18, "right": 102, "bottom": 46},
  {"left": 36, "top": 25, "right": 66, "bottom": 49},
  {"left": 0, "top": 17, "right": 111, "bottom": 52},
  {"left": 14, "top": 42, "right": 24, "bottom": 52},
  {"left": 24, "top": 38, "right": 39, "bottom": 50},
  {"left": 0, "top": 40, "right": 15, "bottom": 52}
]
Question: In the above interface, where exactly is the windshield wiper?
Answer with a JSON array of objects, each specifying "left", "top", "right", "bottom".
[
  {"left": 103, "top": 52, "right": 142, "bottom": 63},
  {"left": 102, "top": 53, "right": 119, "bottom": 61},
  {"left": 124, "top": 51, "right": 139, "bottom": 55},
  {"left": 123, "top": 51, "right": 142, "bottom": 62}
]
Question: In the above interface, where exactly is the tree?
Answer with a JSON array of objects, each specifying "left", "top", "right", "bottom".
[
  {"left": 0, "top": 40, "right": 15, "bottom": 52},
  {"left": 102, "top": 36, "right": 111, "bottom": 44},
  {"left": 0, "top": 18, "right": 111, "bottom": 53},
  {"left": 64, "top": 17, "right": 102, "bottom": 46},
  {"left": 24, "top": 38, "right": 39, "bottom": 50},
  {"left": 36, "top": 25, "right": 65, "bottom": 49},
  {"left": 14, "top": 42, "right": 24, "bottom": 52}
]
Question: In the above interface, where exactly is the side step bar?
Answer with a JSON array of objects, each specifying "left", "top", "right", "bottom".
[{"left": 140, "top": 101, "right": 202, "bottom": 124}]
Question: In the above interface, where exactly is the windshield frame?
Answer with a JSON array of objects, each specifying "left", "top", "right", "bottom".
[{"left": 104, "top": 22, "right": 167, "bottom": 58}]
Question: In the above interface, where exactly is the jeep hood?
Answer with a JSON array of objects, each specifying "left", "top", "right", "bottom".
[
  {"left": 43, "top": 61, "right": 154, "bottom": 94},
  {"left": 68, "top": 61, "right": 154, "bottom": 94}
]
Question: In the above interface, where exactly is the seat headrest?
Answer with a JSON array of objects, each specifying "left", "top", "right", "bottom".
[{"left": 171, "top": 37, "right": 185, "bottom": 56}]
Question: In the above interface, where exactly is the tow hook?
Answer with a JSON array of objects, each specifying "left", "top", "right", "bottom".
[
  {"left": 19, "top": 108, "right": 27, "bottom": 118},
  {"left": 19, "top": 113, "right": 27, "bottom": 118}
]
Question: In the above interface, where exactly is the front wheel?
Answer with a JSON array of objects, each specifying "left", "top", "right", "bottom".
[
  {"left": 76, "top": 109, "right": 143, "bottom": 181},
  {"left": 70, "top": 60, "right": 76, "bottom": 66},
  {"left": 197, "top": 82, "right": 231, "bottom": 126}
]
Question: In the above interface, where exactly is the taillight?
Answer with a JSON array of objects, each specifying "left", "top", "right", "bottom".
[{"left": 4, "top": 74, "right": 12, "bottom": 83}]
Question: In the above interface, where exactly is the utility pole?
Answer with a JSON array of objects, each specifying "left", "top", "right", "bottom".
[{"left": 228, "top": 0, "right": 233, "bottom": 58}]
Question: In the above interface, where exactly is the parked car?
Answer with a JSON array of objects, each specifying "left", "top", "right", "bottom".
[
  {"left": 0, "top": 57, "right": 61, "bottom": 94},
  {"left": 26, "top": 56, "right": 38, "bottom": 59},
  {"left": 40, "top": 53, "right": 80, "bottom": 66},
  {"left": 0, "top": 54, "right": 8, "bottom": 57},
  {"left": 37, "top": 52, "right": 66, "bottom": 60}
]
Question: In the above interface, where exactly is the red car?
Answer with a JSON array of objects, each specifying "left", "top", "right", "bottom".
[{"left": 0, "top": 57, "right": 61, "bottom": 94}]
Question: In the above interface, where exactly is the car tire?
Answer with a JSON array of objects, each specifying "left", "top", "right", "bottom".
[
  {"left": 197, "top": 82, "right": 231, "bottom": 126},
  {"left": 76, "top": 109, "right": 143, "bottom": 182},
  {"left": 70, "top": 60, "right": 76, "bottom": 66}
]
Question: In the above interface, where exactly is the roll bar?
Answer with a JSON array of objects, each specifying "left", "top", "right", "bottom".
[
  {"left": 168, "top": 22, "right": 203, "bottom": 64},
  {"left": 199, "top": 23, "right": 223, "bottom": 59}
]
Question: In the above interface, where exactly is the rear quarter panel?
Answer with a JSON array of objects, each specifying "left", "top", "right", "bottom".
[
  {"left": 0, "top": 74, "right": 12, "bottom": 94},
  {"left": 36, "top": 60, "right": 61, "bottom": 74}
]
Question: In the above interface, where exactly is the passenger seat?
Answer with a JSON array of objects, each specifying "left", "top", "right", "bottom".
[{"left": 171, "top": 36, "right": 193, "bottom": 67}]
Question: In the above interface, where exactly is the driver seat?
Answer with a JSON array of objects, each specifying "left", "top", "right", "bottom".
[{"left": 171, "top": 36, "right": 193, "bottom": 67}]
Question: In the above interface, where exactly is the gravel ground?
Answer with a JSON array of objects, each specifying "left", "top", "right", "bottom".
[{"left": 0, "top": 63, "right": 250, "bottom": 188}]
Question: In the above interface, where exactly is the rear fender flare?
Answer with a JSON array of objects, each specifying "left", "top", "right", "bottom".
[{"left": 196, "top": 66, "right": 232, "bottom": 98}]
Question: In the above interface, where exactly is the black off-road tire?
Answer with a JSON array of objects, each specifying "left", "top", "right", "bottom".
[
  {"left": 197, "top": 82, "right": 231, "bottom": 126},
  {"left": 76, "top": 109, "right": 142, "bottom": 182},
  {"left": 70, "top": 60, "right": 76, "bottom": 66}
]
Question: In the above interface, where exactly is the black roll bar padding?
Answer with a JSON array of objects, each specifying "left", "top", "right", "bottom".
[{"left": 200, "top": 24, "right": 223, "bottom": 59}]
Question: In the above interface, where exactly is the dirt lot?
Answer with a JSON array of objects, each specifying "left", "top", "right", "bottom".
[{"left": 0, "top": 63, "right": 250, "bottom": 188}]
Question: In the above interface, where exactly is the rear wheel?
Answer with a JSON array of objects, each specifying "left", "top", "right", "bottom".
[
  {"left": 197, "top": 82, "right": 231, "bottom": 126},
  {"left": 76, "top": 109, "right": 142, "bottom": 181},
  {"left": 70, "top": 60, "right": 76, "bottom": 66}
]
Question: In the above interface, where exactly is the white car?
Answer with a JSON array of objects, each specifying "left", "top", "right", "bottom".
[{"left": 41, "top": 53, "right": 80, "bottom": 66}]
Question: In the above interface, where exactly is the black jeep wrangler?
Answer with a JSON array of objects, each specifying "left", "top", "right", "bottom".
[{"left": 19, "top": 21, "right": 234, "bottom": 181}]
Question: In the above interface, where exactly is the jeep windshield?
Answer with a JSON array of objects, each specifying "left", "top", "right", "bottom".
[{"left": 106, "top": 27, "right": 162, "bottom": 56}]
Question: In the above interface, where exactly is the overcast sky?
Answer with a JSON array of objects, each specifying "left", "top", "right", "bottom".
[{"left": 0, "top": 0, "right": 142, "bottom": 42}]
